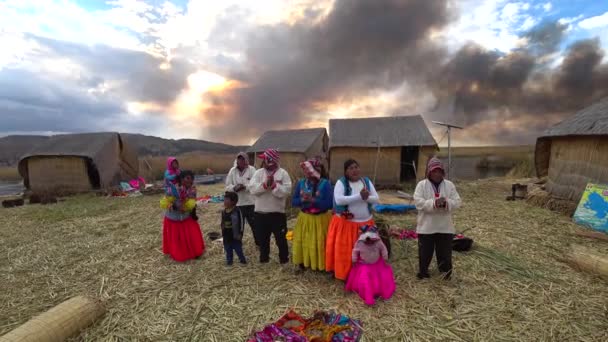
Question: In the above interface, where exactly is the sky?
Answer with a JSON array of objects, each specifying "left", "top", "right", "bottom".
[{"left": 1, "top": 0, "right": 607, "bottom": 146}]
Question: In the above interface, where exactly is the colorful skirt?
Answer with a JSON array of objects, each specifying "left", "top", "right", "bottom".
[
  {"left": 325, "top": 216, "right": 374, "bottom": 280},
  {"left": 345, "top": 259, "right": 396, "bottom": 306},
  {"left": 162, "top": 216, "right": 205, "bottom": 262},
  {"left": 292, "top": 211, "right": 332, "bottom": 271}
]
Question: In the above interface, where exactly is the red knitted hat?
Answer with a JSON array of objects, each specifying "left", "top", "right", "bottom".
[
  {"left": 258, "top": 148, "right": 280, "bottom": 163},
  {"left": 427, "top": 157, "right": 445, "bottom": 176}
]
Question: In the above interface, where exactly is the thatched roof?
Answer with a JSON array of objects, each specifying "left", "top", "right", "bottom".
[
  {"left": 541, "top": 97, "right": 608, "bottom": 138},
  {"left": 329, "top": 115, "right": 437, "bottom": 147},
  {"left": 248, "top": 128, "right": 326, "bottom": 153},
  {"left": 20, "top": 132, "right": 123, "bottom": 159},
  {"left": 18, "top": 132, "right": 138, "bottom": 190}
]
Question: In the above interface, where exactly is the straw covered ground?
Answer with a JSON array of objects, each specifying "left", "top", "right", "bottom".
[{"left": 1, "top": 179, "right": 608, "bottom": 341}]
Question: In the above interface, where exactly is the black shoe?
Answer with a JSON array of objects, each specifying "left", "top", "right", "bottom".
[
  {"left": 260, "top": 259, "right": 270, "bottom": 264},
  {"left": 280, "top": 259, "right": 289, "bottom": 264},
  {"left": 226, "top": 261, "right": 233, "bottom": 266},
  {"left": 299, "top": 264, "right": 305, "bottom": 270},
  {"left": 239, "top": 259, "right": 247, "bottom": 264},
  {"left": 417, "top": 272, "right": 430, "bottom": 280}
]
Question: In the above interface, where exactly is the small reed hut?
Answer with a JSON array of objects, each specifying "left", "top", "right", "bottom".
[
  {"left": 248, "top": 128, "right": 329, "bottom": 175},
  {"left": 535, "top": 97, "right": 608, "bottom": 203},
  {"left": 329, "top": 116, "right": 438, "bottom": 184},
  {"left": 18, "top": 132, "right": 139, "bottom": 195}
]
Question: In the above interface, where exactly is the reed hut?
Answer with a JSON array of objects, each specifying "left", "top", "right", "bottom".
[
  {"left": 535, "top": 97, "right": 608, "bottom": 203},
  {"left": 18, "top": 132, "right": 139, "bottom": 194},
  {"left": 248, "top": 128, "right": 329, "bottom": 175},
  {"left": 329, "top": 116, "right": 438, "bottom": 184}
]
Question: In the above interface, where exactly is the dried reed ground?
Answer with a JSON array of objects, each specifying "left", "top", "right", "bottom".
[{"left": 1, "top": 179, "right": 608, "bottom": 341}]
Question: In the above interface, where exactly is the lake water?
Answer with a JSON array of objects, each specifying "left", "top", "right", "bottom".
[
  {"left": 0, "top": 182, "right": 24, "bottom": 197},
  {"left": 0, "top": 175, "right": 228, "bottom": 197},
  {"left": 438, "top": 156, "right": 511, "bottom": 181},
  {"left": 0, "top": 162, "right": 506, "bottom": 197}
]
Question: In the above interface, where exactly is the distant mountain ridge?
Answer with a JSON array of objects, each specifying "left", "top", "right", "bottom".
[{"left": 0, "top": 133, "right": 248, "bottom": 166}]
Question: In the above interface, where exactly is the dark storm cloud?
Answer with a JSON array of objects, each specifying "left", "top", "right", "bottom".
[
  {"left": 203, "top": 0, "right": 450, "bottom": 141},
  {"left": 204, "top": 1, "right": 608, "bottom": 145},
  {"left": 0, "top": 68, "right": 124, "bottom": 132},
  {"left": 428, "top": 24, "right": 608, "bottom": 143},
  {"left": 0, "top": 65, "right": 167, "bottom": 136},
  {"left": 522, "top": 21, "right": 568, "bottom": 57}
]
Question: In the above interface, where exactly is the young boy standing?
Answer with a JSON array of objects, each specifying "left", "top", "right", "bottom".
[
  {"left": 414, "top": 157, "right": 462, "bottom": 280},
  {"left": 221, "top": 191, "right": 247, "bottom": 265}
]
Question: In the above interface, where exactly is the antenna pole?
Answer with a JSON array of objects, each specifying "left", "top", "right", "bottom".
[
  {"left": 432, "top": 121, "right": 463, "bottom": 181},
  {"left": 373, "top": 135, "right": 380, "bottom": 184},
  {"left": 447, "top": 126, "right": 452, "bottom": 179}
]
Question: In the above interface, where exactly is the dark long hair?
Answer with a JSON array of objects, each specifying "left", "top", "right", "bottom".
[
  {"left": 178, "top": 170, "right": 198, "bottom": 220},
  {"left": 178, "top": 170, "right": 195, "bottom": 185},
  {"left": 343, "top": 159, "right": 359, "bottom": 179}
]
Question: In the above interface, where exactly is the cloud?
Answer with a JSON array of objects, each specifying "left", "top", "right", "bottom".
[
  {"left": 441, "top": 0, "right": 538, "bottom": 54},
  {"left": 27, "top": 34, "right": 195, "bottom": 105},
  {"left": 195, "top": 1, "right": 608, "bottom": 145},
  {"left": 198, "top": 0, "right": 450, "bottom": 142},
  {"left": 558, "top": 15, "right": 584, "bottom": 26},
  {"left": 1, "top": 0, "right": 608, "bottom": 146},
  {"left": 579, "top": 11, "right": 608, "bottom": 30},
  {"left": 0, "top": 68, "right": 123, "bottom": 133},
  {"left": 0, "top": 32, "right": 196, "bottom": 138}
]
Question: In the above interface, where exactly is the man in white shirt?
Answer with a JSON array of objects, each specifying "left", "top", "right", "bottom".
[
  {"left": 249, "top": 149, "right": 292, "bottom": 264},
  {"left": 225, "top": 152, "right": 258, "bottom": 246},
  {"left": 414, "top": 157, "right": 462, "bottom": 280}
]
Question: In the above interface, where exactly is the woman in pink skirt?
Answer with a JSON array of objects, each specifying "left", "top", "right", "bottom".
[{"left": 345, "top": 225, "right": 395, "bottom": 306}]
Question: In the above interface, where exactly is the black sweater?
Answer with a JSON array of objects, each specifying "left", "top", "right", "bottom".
[{"left": 221, "top": 207, "right": 244, "bottom": 243}]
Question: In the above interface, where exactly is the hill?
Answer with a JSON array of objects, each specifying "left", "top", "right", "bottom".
[
  {"left": 0, "top": 133, "right": 248, "bottom": 166},
  {"left": 121, "top": 133, "right": 247, "bottom": 156},
  {"left": 0, "top": 135, "right": 50, "bottom": 167}
]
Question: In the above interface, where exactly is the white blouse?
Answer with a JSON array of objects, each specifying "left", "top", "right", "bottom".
[{"left": 334, "top": 179, "right": 379, "bottom": 222}]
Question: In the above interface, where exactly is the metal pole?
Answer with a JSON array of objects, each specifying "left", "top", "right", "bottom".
[
  {"left": 432, "top": 121, "right": 463, "bottom": 181},
  {"left": 373, "top": 136, "right": 380, "bottom": 184},
  {"left": 447, "top": 126, "right": 451, "bottom": 180}
]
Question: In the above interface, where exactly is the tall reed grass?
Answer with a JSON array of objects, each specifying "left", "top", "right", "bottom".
[
  {"left": 0, "top": 167, "right": 20, "bottom": 182},
  {"left": 139, "top": 153, "right": 236, "bottom": 181},
  {"left": 506, "top": 155, "right": 536, "bottom": 178}
]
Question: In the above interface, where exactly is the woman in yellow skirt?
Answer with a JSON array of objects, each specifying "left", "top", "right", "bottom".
[
  {"left": 291, "top": 158, "right": 333, "bottom": 271},
  {"left": 326, "top": 159, "right": 379, "bottom": 280}
]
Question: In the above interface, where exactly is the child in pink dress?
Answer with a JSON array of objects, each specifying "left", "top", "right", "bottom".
[{"left": 345, "top": 225, "right": 396, "bottom": 305}]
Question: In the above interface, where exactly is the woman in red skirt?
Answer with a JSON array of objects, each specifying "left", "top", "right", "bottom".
[
  {"left": 161, "top": 170, "right": 205, "bottom": 262},
  {"left": 326, "top": 159, "right": 379, "bottom": 280}
]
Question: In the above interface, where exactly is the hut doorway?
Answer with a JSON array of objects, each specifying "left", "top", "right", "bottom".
[
  {"left": 85, "top": 159, "right": 101, "bottom": 189},
  {"left": 400, "top": 146, "right": 419, "bottom": 182}
]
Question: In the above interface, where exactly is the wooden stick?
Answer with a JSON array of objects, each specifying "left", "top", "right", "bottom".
[{"left": 573, "top": 230, "right": 608, "bottom": 242}]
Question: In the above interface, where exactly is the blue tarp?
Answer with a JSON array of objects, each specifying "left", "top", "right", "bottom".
[{"left": 373, "top": 204, "right": 416, "bottom": 213}]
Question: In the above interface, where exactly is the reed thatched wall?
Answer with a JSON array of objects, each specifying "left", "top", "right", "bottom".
[
  {"left": 329, "top": 147, "right": 401, "bottom": 184},
  {"left": 329, "top": 145, "right": 437, "bottom": 184},
  {"left": 19, "top": 133, "right": 139, "bottom": 194},
  {"left": 543, "top": 136, "right": 608, "bottom": 202},
  {"left": 27, "top": 156, "right": 92, "bottom": 193}
]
